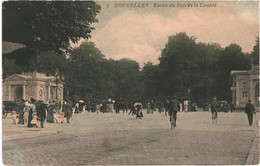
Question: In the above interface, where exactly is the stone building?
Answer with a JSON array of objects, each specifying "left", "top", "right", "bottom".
[
  {"left": 230, "top": 65, "right": 259, "bottom": 109},
  {"left": 2, "top": 71, "right": 64, "bottom": 102}
]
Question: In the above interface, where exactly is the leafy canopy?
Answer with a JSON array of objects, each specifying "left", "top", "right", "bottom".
[{"left": 3, "top": 1, "right": 101, "bottom": 54}]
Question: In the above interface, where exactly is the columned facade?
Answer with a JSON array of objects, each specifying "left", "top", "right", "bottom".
[
  {"left": 230, "top": 65, "right": 259, "bottom": 109},
  {"left": 2, "top": 71, "right": 64, "bottom": 103}
]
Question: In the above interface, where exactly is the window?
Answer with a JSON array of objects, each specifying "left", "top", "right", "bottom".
[{"left": 242, "top": 91, "right": 248, "bottom": 98}]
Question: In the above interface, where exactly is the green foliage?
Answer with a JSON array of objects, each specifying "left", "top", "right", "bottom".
[
  {"left": 2, "top": 57, "right": 16, "bottom": 79},
  {"left": 212, "top": 43, "right": 251, "bottom": 101},
  {"left": 36, "top": 51, "right": 69, "bottom": 75},
  {"left": 65, "top": 42, "right": 144, "bottom": 102},
  {"left": 251, "top": 37, "right": 259, "bottom": 64},
  {"left": 159, "top": 32, "right": 200, "bottom": 99},
  {"left": 3, "top": 1, "right": 101, "bottom": 54}
]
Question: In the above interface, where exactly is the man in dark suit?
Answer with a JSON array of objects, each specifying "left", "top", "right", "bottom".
[
  {"left": 37, "top": 100, "right": 48, "bottom": 128},
  {"left": 65, "top": 100, "right": 73, "bottom": 123},
  {"left": 245, "top": 100, "right": 256, "bottom": 126},
  {"left": 169, "top": 96, "right": 180, "bottom": 129},
  {"left": 210, "top": 97, "right": 218, "bottom": 123}
]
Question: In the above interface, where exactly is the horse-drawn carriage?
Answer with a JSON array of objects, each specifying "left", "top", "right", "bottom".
[{"left": 2, "top": 101, "right": 20, "bottom": 119}]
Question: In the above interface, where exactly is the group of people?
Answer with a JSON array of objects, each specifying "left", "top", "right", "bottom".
[
  {"left": 210, "top": 97, "right": 256, "bottom": 125},
  {"left": 165, "top": 96, "right": 256, "bottom": 130},
  {"left": 10, "top": 96, "right": 256, "bottom": 130},
  {"left": 11, "top": 98, "right": 73, "bottom": 128}
]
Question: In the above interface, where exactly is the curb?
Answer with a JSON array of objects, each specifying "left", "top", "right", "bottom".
[{"left": 245, "top": 133, "right": 259, "bottom": 165}]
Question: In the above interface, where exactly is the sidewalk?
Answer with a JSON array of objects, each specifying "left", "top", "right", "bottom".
[{"left": 245, "top": 131, "right": 259, "bottom": 165}]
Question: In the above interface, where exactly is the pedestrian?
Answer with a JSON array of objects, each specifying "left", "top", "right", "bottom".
[
  {"left": 128, "top": 102, "right": 135, "bottom": 115},
  {"left": 96, "top": 103, "right": 100, "bottom": 113},
  {"left": 146, "top": 102, "right": 151, "bottom": 114},
  {"left": 158, "top": 101, "right": 163, "bottom": 114},
  {"left": 179, "top": 101, "right": 183, "bottom": 112},
  {"left": 12, "top": 110, "right": 18, "bottom": 124},
  {"left": 65, "top": 100, "right": 73, "bottom": 123},
  {"left": 134, "top": 100, "right": 143, "bottom": 119},
  {"left": 210, "top": 97, "right": 218, "bottom": 123},
  {"left": 47, "top": 101, "right": 55, "bottom": 123},
  {"left": 37, "top": 100, "right": 48, "bottom": 128},
  {"left": 115, "top": 100, "right": 120, "bottom": 114},
  {"left": 26, "top": 98, "right": 38, "bottom": 128},
  {"left": 61, "top": 101, "right": 66, "bottom": 123},
  {"left": 165, "top": 100, "right": 170, "bottom": 116},
  {"left": 169, "top": 96, "right": 180, "bottom": 129},
  {"left": 184, "top": 99, "right": 188, "bottom": 112},
  {"left": 75, "top": 102, "right": 79, "bottom": 114},
  {"left": 23, "top": 101, "right": 30, "bottom": 125},
  {"left": 245, "top": 100, "right": 256, "bottom": 126},
  {"left": 150, "top": 100, "right": 155, "bottom": 114},
  {"left": 122, "top": 100, "right": 128, "bottom": 113}
]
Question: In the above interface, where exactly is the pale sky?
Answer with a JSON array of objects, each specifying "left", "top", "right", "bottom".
[{"left": 79, "top": 1, "right": 259, "bottom": 66}]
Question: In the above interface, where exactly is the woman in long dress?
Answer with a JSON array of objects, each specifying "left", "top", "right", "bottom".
[{"left": 23, "top": 101, "right": 30, "bottom": 125}]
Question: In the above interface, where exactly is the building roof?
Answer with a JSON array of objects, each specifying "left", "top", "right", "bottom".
[
  {"left": 4, "top": 72, "right": 63, "bottom": 84},
  {"left": 230, "top": 65, "right": 259, "bottom": 76}
]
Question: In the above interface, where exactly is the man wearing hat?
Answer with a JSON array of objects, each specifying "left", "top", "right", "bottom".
[
  {"left": 64, "top": 100, "right": 73, "bottom": 123},
  {"left": 210, "top": 97, "right": 218, "bottom": 123},
  {"left": 245, "top": 100, "right": 256, "bottom": 126},
  {"left": 169, "top": 96, "right": 180, "bottom": 129},
  {"left": 37, "top": 100, "right": 48, "bottom": 128}
]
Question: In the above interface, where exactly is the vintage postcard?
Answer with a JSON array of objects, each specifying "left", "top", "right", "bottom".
[{"left": 2, "top": 1, "right": 259, "bottom": 165}]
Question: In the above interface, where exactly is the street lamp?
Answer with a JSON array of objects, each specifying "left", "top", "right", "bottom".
[{"left": 55, "top": 68, "right": 60, "bottom": 113}]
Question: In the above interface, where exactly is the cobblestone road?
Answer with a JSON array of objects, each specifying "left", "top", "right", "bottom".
[{"left": 2, "top": 111, "right": 259, "bottom": 165}]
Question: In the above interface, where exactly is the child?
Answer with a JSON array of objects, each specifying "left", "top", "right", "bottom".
[
  {"left": 12, "top": 110, "right": 18, "bottom": 124},
  {"left": 53, "top": 110, "right": 59, "bottom": 123}
]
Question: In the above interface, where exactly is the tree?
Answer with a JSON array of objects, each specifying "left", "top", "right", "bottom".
[
  {"left": 213, "top": 43, "right": 251, "bottom": 101},
  {"left": 67, "top": 42, "right": 106, "bottom": 100},
  {"left": 159, "top": 32, "right": 200, "bottom": 100},
  {"left": 195, "top": 42, "right": 222, "bottom": 104},
  {"left": 251, "top": 37, "right": 259, "bottom": 64},
  {"left": 111, "top": 59, "right": 144, "bottom": 101},
  {"left": 2, "top": 57, "right": 16, "bottom": 79},
  {"left": 3, "top": 1, "right": 101, "bottom": 55},
  {"left": 142, "top": 62, "right": 159, "bottom": 100}
]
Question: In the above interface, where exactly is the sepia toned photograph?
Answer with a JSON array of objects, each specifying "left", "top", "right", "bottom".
[{"left": 1, "top": 0, "right": 259, "bottom": 165}]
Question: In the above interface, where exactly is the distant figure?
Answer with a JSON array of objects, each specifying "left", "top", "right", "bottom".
[
  {"left": 75, "top": 102, "right": 79, "bottom": 114},
  {"left": 96, "top": 103, "right": 100, "bottom": 113},
  {"left": 184, "top": 99, "right": 188, "bottom": 112},
  {"left": 128, "top": 102, "right": 135, "bottom": 115},
  {"left": 27, "top": 98, "right": 38, "bottom": 128},
  {"left": 165, "top": 100, "right": 170, "bottom": 116},
  {"left": 65, "top": 100, "right": 73, "bottom": 123},
  {"left": 245, "top": 100, "right": 256, "bottom": 126},
  {"left": 23, "top": 101, "right": 30, "bottom": 124},
  {"left": 115, "top": 100, "right": 120, "bottom": 114},
  {"left": 169, "top": 96, "right": 180, "bottom": 129},
  {"left": 210, "top": 97, "right": 218, "bottom": 123},
  {"left": 47, "top": 101, "right": 55, "bottom": 123},
  {"left": 12, "top": 110, "right": 18, "bottom": 124},
  {"left": 179, "top": 102, "right": 183, "bottom": 112},
  {"left": 146, "top": 102, "right": 151, "bottom": 114},
  {"left": 37, "top": 101, "right": 48, "bottom": 128},
  {"left": 134, "top": 101, "right": 143, "bottom": 119}
]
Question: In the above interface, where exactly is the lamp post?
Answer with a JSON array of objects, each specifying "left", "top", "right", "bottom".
[{"left": 55, "top": 68, "right": 60, "bottom": 113}]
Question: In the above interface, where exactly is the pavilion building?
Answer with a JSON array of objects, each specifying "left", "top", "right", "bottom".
[
  {"left": 230, "top": 65, "right": 259, "bottom": 109},
  {"left": 2, "top": 71, "right": 64, "bottom": 103}
]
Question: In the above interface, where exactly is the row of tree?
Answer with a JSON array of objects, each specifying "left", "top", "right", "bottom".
[
  {"left": 2, "top": 2, "right": 259, "bottom": 105},
  {"left": 3, "top": 33, "right": 259, "bottom": 105}
]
